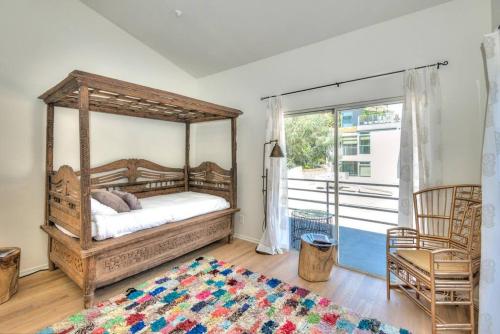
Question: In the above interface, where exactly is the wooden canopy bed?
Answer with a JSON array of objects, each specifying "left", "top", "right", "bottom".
[{"left": 39, "top": 70, "right": 241, "bottom": 307}]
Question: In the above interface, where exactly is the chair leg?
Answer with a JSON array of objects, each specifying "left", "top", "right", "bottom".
[
  {"left": 431, "top": 279, "right": 437, "bottom": 334},
  {"left": 386, "top": 259, "right": 391, "bottom": 300},
  {"left": 469, "top": 274, "right": 475, "bottom": 334},
  {"left": 469, "top": 302, "right": 475, "bottom": 334}
]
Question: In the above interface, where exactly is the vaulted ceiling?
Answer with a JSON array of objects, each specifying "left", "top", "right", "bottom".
[{"left": 81, "top": 0, "right": 452, "bottom": 78}]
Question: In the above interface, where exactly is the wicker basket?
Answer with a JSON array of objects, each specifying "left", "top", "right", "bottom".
[{"left": 290, "top": 209, "right": 334, "bottom": 250}]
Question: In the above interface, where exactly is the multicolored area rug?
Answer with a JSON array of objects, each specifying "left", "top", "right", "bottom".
[{"left": 39, "top": 256, "right": 410, "bottom": 334}]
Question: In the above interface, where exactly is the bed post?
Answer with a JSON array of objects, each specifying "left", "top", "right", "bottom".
[
  {"left": 185, "top": 122, "right": 190, "bottom": 191},
  {"left": 79, "top": 85, "right": 95, "bottom": 307},
  {"left": 78, "top": 85, "right": 92, "bottom": 250},
  {"left": 45, "top": 103, "right": 56, "bottom": 270},
  {"left": 229, "top": 117, "right": 237, "bottom": 243}
]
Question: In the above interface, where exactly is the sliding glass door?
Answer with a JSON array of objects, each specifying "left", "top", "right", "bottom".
[
  {"left": 285, "top": 100, "right": 402, "bottom": 277},
  {"left": 336, "top": 102, "right": 402, "bottom": 276}
]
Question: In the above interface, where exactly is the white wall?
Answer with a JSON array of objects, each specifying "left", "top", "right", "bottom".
[
  {"left": 195, "top": 0, "right": 491, "bottom": 242},
  {"left": 0, "top": 0, "right": 198, "bottom": 273}
]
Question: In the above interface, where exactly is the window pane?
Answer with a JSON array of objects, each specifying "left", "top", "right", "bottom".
[
  {"left": 340, "top": 161, "right": 358, "bottom": 176},
  {"left": 341, "top": 111, "right": 354, "bottom": 127},
  {"left": 359, "top": 162, "right": 371, "bottom": 177},
  {"left": 343, "top": 144, "right": 357, "bottom": 156},
  {"left": 342, "top": 136, "right": 358, "bottom": 155},
  {"left": 359, "top": 132, "right": 370, "bottom": 154},
  {"left": 342, "top": 136, "right": 357, "bottom": 144}
]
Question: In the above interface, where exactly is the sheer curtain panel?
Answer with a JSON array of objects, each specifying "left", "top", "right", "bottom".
[
  {"left": 398, "top": 67, "right": 443, "bottom": 227},
  {"left": 257, "top": 96, "right": 289, "bottom": 254},
  {"left": 479, "top": 30, "right": 500, "bottom": 334}
]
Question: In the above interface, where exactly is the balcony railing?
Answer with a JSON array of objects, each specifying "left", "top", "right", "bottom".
[
  {"left": 358, "top": 113, "right": 400, "bottom": 125},
  {"left": 287, "top": 178, "right": 399, "bottom": 226}
]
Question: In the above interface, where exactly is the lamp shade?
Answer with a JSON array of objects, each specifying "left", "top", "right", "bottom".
[{"left": 270, "top": 142, "right": 284, "bottom": 158}]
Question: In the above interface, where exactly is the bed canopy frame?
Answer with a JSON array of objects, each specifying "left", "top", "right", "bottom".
[{"left": 39, "top": 70, "right": 241, "bottom": 307}]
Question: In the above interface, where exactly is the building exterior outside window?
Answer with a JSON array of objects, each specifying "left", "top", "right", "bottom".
[{"left": 338, "top": 103, "right": 401, "bottom": 184}]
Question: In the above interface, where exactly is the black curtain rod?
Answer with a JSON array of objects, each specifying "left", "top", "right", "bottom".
[{"left": 260, "top": 60, "right": 449, "bottom": 101}]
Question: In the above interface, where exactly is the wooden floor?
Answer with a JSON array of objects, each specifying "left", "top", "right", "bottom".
[{"left": 0, "top": 238, "right": 471, "bottom": 333}]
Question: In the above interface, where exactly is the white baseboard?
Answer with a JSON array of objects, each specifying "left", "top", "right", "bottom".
[
  {"left": 233, "top": 233, "right": 260, "bottom": 244},
  {"left": 20, "top": 264, "right": 49, "bottom": 277}
]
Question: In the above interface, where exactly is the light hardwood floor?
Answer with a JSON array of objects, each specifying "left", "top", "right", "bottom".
[{"left": 0, "top": 238, "right": 471, "bottom": 333}]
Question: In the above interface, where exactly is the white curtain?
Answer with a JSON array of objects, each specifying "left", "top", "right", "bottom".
[
  {"left": 479, "top": 30, "right": 500, "bottom": 334},
  {"left": 256, "top": 96, "right": 289, "bottom": 254},
  {"left": 398, "top": 67, "right": 443, "bottom": 227}
]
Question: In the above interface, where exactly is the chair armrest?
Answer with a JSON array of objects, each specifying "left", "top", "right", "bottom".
[
  {"left": 386, "top": 227, "right": 419, "bottom": 251},
  {"left": 430, "top": 248, "right": 471, "bottom": 258},
  {"left": 429, "top": 248, "right": 472, "bottom": 275}
]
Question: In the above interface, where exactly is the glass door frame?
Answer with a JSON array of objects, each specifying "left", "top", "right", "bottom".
[{"left": 285, "top": 96, "right": 403, "bottom": 278}]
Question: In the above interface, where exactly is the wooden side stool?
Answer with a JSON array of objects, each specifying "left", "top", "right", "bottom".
[
  {"left": 298, "top": 233, "right": 336, "bottom": 282},
  {"left": 0, "top": 247, "right": 20, "bottom": 304}
]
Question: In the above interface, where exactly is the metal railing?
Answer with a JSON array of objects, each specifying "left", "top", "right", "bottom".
[
  {"left": 358, "top": 113, "right": 400, "bottom": 125},
  {"left": 287, "top": 177, "right": 399, "bottom": 226}
]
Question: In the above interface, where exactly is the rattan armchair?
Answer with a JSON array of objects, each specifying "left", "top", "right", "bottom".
[{"left": 386, "top": 185, "right": 481, "bottom": 333}]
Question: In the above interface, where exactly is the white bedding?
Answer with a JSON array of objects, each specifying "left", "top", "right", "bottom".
[{"left": 56, "top": 191, "right": 230, "bottom": 240}]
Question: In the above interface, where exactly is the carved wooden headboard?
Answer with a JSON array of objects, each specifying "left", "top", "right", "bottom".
[
  {"left": 188, "top": 161, "right": 233, "bottom": 206},
  {"left": 70, "top": 159, "right": 234, "bottom": 202},
  {"left": 79, "top": 159, "right": 186, "bottom": 198}
]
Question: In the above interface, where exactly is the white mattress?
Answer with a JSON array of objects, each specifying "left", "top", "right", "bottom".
[{"left": 56, "top": 191, "right": 230, "bottom": 241}]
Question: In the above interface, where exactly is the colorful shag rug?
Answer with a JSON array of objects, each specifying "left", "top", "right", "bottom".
[{"left": 39, "top": 257, "right": 410, "bottom": 334}]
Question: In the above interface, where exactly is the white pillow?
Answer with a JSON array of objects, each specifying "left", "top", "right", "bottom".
[{"left": 91, "top": 198, "right": 117, "bottom": 220}]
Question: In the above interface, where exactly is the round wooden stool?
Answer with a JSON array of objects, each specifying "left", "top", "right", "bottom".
[
  {"left": 0, "top": 247, "right": 20, "bottom": 304},
  {"left": 298, "top": 233, "right": 336, "bottom": 282}
]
